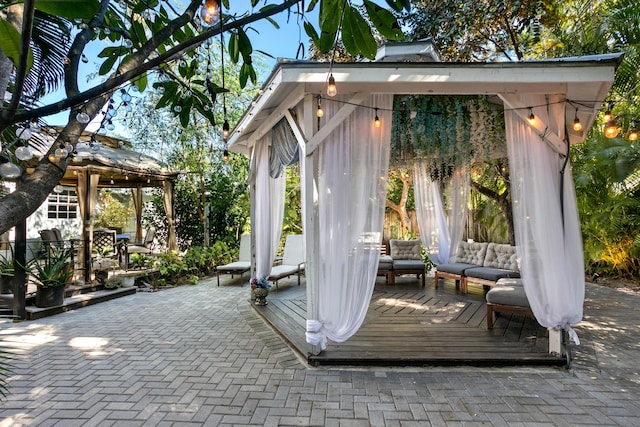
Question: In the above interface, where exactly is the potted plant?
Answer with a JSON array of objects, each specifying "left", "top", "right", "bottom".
[
  {"left": 29, "top": 248, "right": 74, "bottom": 308},
  {"left": 0, "top": 253, "right": 14, "bottom": 295},
  {"left": 92, "top": 246, "right": 119, "bottom": 285},
  {"left": 250, "top": 277, "right": 271, "bottom": 306}
]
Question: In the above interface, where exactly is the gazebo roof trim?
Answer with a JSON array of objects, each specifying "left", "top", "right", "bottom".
[{"left": 228, "top": 52, "right": 622, "bottom": 155}]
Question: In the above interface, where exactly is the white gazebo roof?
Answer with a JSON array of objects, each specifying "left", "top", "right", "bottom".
[{"left": 228, "top": 46, "right": 621, "bottom": 155}]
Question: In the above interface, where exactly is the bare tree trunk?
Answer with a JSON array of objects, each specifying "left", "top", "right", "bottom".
[
  {"left": 471, "top": 180, "right": 515, "bottom": 245},
  {"left": 386, "top": 170, "right": 413, "bottom": 237}
]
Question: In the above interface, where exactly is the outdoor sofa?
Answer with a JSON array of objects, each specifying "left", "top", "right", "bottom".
[
  {"left": 485, "top": 278, "right": 534, "bottom": 329},
  {"left": 434, "top": 241, "right": 520, "bottom": 294}
]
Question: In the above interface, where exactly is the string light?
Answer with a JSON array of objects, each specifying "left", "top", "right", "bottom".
[
  {"left": 223, "top": 148, "right": 229, "bottom": 163},
  {"left": 374, "top": 108, "right": 380, "bottom": 128},
  {"left": 0, "top": 155, "right": 21, "bottom": 179},
  {"left": 222, "top": 119, "right": 230, "bottom": 139},
  {"left": 326, "top": 74, "right": 337, "bottom": 97},
  {"left": 199, "top": 0, "right": 220, "bottom": 27},
  {"left": 604, "top": 118, "right": 619, "bottom": 138},
  {"left": 603, "top": 101, "right": 614, "bottom": 122},
  {"left": 573, "top": 112, "right": 582, "bottom": 132},
  {"left": 527, "top": 109, "right": 536, "bottom": 124},
  {"left": 316, "top": 96, "right": 324, "bottom": 118},
  {"left": 628, "top": 120, "right": 638, "bottom": 141}
]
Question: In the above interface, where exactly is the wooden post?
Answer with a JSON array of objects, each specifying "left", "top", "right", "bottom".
[{"left": 13, "top": 218, "right": 26, "bottom": 320}]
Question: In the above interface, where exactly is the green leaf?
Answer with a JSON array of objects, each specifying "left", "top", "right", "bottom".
[
  {"left": 364, "top": 0, "right": 404, "bottom": 41},
  {"left": 34, "top": 0, "right": 99, "bottom": 19},
  {"left": 99, "top": 54, "right": 118, "bottom": 75},
  {"left": 264, "top": 16, "right": 279, "bottom": 29},
  {"left": 317, "top": 30, "right": 336, "bottom": 53},
  {"left": 343, "top": 5, "right": 377, "bottom": 59},
  {"left": 304, "top": 21, "right": 319, "bottom": 42},
  {"left": 0, "top": 17, "right": 33, "bottom": 72},
  {"left": 178, "top": 98, "right": 192, "bottom": 127},
  {"left": 135, "top": 72, "right": 147, "bottom": 92},
  {"left": 237, "top": 27, "right": 252, "bottom": 63},
  {"left": 306, "top": 0, "right": 319, "bottom": 13},
  {"left": 239, "top": 63, "right": 249, "bottom": 88},
  {"left": 228, "top": 32, "right": 240, "bottom": 63},
  {"left": 320, "top": 0, "right": 342, "bottom": 33}
]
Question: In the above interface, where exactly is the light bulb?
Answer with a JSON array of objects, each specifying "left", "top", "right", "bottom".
[
  {"left": 0, "top": 160, "right": 21, "bottom": 179},
  {"left": 603, "top": 102, "right": 614, "bottom": 122},
  {"left": 316, "top": 98, "right": 324, "bottom": 118},
  {"left": 48, "top": 153, "right": 58, "bottom": 163},
  {"left": 54, "top": 146, "right": 68, "bottom": 159},
  {"left": 15, "top": 145, "right": 33, "bottom": 161},
  {"left": 573, "top": 116, "right": 582, "bottom": 132},
  {"left": 199, "top": 0, "right": 220, "bottom": 26},
  {"left": 17, "top": 127, "right": 32, "bottom": 140},
  {"left": 223, "top": 149, "right": 229, "bottom": 163},
  {"left": 374, "top": 109, "right": 380, "bottom": 128},
  {"left": 628, "top": 122, "right": 638, "bottom": 141},
  {"left": 326, "top": 74, "right": 337, "bottom": 97},
  {"left": 222, "top": 119, "right": 230, "bottom": 139},
  {"left": 53, "top": 184, "right": 64, "bottom": 193},
  {"left": 604, "top": 119, "right": 619, "bottom": 138},
  {"left": 527, "top": 110, "right": 535, "bottom": 124},
  {"left": 76, "top": 112, "right": 90, "bottom": 123}
]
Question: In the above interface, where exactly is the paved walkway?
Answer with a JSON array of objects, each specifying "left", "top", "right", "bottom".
[{"left": 0, "top": 276, "right": 639, "bottom": 426}]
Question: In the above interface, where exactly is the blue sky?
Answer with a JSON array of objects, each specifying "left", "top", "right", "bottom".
[{"left": 42, "top": 2, "right": 318, "bottom": 127}]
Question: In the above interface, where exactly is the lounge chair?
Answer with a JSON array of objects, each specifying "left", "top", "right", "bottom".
[
  {"left": 216, "top": 234, "right": 251, "bottom": 286},
  {"left": 125, "top": 226, "right": 156, "bottom": 268},
  {"left": 267, "top": 234, "right": 305, "bottom": 290}
]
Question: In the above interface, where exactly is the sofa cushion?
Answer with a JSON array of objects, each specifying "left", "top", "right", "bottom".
[
  {"left": 378, "top": 255, "right": 393, "bottom": 270},
  {"left": 393, "top": 259, "right": 425, "bottom": 271},
  {"left": 465, "top": 267, "right": 520, "bottom": 281},
  {"left": 484, "top": 243, "right": 519, "bottom": 271},
  {"left": 436, "top": 262, "right": 477, "bottom": 275},
  {"left": 452, "top": 241, "right": 488, "bottom": 265},
  {"left": 486, "top": 279, "right": 529, "bottom": 307},
  {"left": 390, "top": 239, "right": 421, "bottom": 260}
]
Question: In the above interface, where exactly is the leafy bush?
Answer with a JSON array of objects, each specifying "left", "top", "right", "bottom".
[{"left": 183, "top": 242, "right": 231, "bottom": 277}]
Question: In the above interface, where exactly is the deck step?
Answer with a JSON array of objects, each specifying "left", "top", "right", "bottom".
[{"left": 25, "top": 286, "right": 137, "bottom": 320}]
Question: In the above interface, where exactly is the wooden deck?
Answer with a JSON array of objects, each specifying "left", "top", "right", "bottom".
[{"left": 250, "top": 275, "right": 564, "bottom": 367}]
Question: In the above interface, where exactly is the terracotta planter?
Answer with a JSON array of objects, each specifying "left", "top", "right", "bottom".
[{"left": 35, "top": 285, "right": 65, "bottom": 308}]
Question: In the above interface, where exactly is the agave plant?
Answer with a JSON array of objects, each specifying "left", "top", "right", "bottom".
[{"left": 28, "top": 248, "right": 73, "bottom": 288}]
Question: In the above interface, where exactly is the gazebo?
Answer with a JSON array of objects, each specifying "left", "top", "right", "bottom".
[
  {"left": 227, "top": 41, "right": 620, "bottom": 356},
  {"left": 57, "top": 143, "right": 180, "bottom": 282}
]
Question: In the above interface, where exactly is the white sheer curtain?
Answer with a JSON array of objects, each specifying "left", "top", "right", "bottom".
[
  {"left": 307, "top": 94, "right": 392, "bottom": 346},
  {"left": 251, "top": 135, "right": 286, "bottom": 280},
  {"left": 505, "top": 94, "right": 584, "bottom": 343},
  {"left": 413, "top": 163, "right": 469, "bottom": 265}
]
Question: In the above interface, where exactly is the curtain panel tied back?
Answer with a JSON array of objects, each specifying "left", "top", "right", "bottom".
[
  {"left": 505, "top": 94, "right": 585, "bottom": 344},
  {"left": 306, "top": 94, "right": 393, "bottom": 346}
]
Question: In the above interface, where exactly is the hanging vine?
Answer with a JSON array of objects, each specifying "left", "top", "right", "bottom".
[{"left": 390, "top": 95, "right": 505, "bottom": 174}]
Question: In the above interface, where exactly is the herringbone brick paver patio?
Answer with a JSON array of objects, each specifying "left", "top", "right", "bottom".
[{"left": 1, "top": 276, "right": 639, "bottom": 426}]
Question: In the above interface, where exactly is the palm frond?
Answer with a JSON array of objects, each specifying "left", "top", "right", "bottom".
[{"left": 21, "top": 10, "right": 72, "bottom": 99}]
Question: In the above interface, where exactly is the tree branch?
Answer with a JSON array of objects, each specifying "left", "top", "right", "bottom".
[
  {"left": 11, "top": 0, "right": 303, "bottom": 124},
  {"left": 2, "top": 0, "right": 36, "bottom": 120}
]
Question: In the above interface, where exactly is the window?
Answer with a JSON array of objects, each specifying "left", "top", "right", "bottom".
[{"left": 48, "top": 189, "right": 78, "bottom": 219}]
